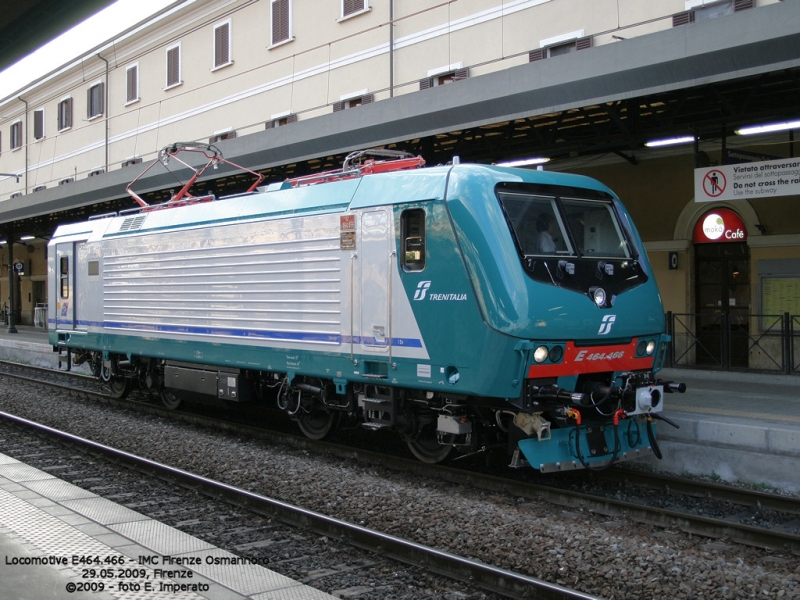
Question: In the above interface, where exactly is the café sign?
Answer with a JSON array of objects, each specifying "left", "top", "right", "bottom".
[{"left": 692, "top": 209, "right": 747, "bottom": 244}]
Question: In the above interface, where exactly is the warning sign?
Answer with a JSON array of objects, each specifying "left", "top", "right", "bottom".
[
  {"left": 702, "top": 170, "right": 726, "bottom": 197},
  {"left": 695, "top": 158, "right": 800, "bottom": 202}
]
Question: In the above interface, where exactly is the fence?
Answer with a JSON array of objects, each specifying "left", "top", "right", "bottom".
[{"left": 666, "top": 311, "right": 800, "bottom": 375}]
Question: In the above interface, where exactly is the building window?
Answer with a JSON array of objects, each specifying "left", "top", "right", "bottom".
[
  {"left": 333, "top": 93, "right": 373, "bottom": 112},
  {"left": 342, "top": 0, "right": 366, "bottom": 18},
  {"left": 419, "top": 68, "right": 469, "bottom": 90},
  {"left": 166, "top": 44, "right": 181, "bottom": 88},
  {"left": 209, "top": 129, "right": 237, "bottom": 143},
  {"left": 126, "top": 64, "right": 139, "bottom": 104},
  {"left": 87, "top": 82, "right": 104, "bottom": 119},
  {"left": 121, "top": 157, "right": 143, "bottom": 168},
  {"left": 58, "top": 98, "right": 73, "bottom": 130},
  {"left": 271, "top": 0, "right": 291, "bottom": 46},
  {"left": 265, "top": 113, "right": 297, "bottom": 128},
  {"left": 10, "top": 121, "right": 22, "bottom": 150},
  {"left": 33, "top": 109, "right": 45, "bottom": 140},
  {"left": 673, "top": 0, "right": 753, "bottom": 26},
  {"left": 529, "top": 36, "right": 592, "bottom": 62},
  {"left": 213, "top": 21, "right": 231, "bottom": 69}
]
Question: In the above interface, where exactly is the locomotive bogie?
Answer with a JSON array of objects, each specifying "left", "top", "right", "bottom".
[{"left": 48, "top": 156, "right": 681, "bottom": 471}]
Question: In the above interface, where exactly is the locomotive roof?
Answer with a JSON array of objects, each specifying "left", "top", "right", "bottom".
[{"left": 49, "top": 163, "right": 617, "bottom": 243}]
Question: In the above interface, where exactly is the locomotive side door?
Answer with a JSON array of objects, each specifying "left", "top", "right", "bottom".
[
  {"left": 360, "top": 209, "right": 390, "bottom": 352},
  {"left": 54, "top": 243, "right": 76, "bottom": 330}
]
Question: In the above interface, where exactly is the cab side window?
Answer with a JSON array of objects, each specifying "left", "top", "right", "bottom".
[
  {"left": 60, "top": 257, "right": 69, "bottom": 298},
  {"left": 401, "top": 209, "right": 426, "bottom": 271}
]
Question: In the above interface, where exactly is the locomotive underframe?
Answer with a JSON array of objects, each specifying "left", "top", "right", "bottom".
[{"left": 64, "top": 344, "right": 674, "bottom": 469}]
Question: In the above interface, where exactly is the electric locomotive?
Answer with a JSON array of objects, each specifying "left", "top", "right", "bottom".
[{"left": 48, "top": 144, "right": 684, "bottom": 471}]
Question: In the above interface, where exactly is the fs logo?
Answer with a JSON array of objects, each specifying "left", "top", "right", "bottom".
[
  {"left": 597, "top": 314, "right": 617, "bottom": 335},
  {"left": 413, "top": 281, "right": 431, "bottom": 301}
]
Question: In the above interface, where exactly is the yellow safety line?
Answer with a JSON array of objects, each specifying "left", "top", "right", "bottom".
[{"left": 669, "top": 404, "right": 800, "bottom": 423}]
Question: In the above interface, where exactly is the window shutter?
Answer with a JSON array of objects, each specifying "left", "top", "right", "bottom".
[
  {"left": 126, "top": 66, "right": 138, "bottom": 103},
  {"left": 214, "top": 23, "right": 230, "bottom": 67},
  {"left": 59, "top": 98, "right": 73, "bottom": 129},
  {"left": 33, "top": 109, "right": 44, "bottom": 140},
  {"left": 419, "top": 78, "right": 433, "bottom": 90},
  {"left": 333, "top": 101, "right": 345, "bottom": 112},
  {"left": 452, "top": 68, "right": 469, "bottom": 81},
  {"left": 734, "top": 0, "right": 754, "bottom": 10},
  {"left": 672, "top": 11, "right": 695, "bottom": 26},
  {"left": 167, "top": 46, "right": 180, "bottom": 86},
  {"left": 87, "top": 83, "right": 104, "bottom": 118},
  {"left": 286, "top": 113, "right": 297, "bottom": 124},
  {"left": 343, "top": 0, "right": 364, "bottom": 17},
  {"left": 529, "top": 49, "right": 547, "bottom": 62},
  {"left": 576, "top": 36, "right": 592, "bottom": 51},
  {"left": 11, "top": 122, "right": 23, "bottom": 149},
  {"left": 361, "top": 94, "right": 373, "bottom": 105},
  {"left": 272, "top": 0, "right": 289, "bottom": 45}
]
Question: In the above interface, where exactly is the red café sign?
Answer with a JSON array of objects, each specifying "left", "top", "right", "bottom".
[{"left": 692, "top": 209, "right": 748, "bottom": 244}]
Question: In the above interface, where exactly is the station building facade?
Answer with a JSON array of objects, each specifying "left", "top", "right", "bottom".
[{"left": 1, "top": 0, "right": 799, "bottom": 371}]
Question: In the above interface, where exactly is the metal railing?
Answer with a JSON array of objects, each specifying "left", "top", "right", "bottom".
[{"left": 666, "top": 311, "right": 798, "bottom": 375}]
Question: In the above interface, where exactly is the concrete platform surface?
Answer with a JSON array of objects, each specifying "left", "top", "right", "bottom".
[{"left": 0, "top": 452, "right": 335, "bottom": 600}]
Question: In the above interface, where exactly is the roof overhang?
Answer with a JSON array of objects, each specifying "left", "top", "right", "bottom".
[{"left": 2, "top": 0, "right": 799, "bottom": 228}]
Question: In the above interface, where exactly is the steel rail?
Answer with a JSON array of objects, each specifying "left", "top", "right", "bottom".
[
  {"left": 0, "top": 410, "right": 600, "bottom": 600},
  {"left": 4, "top": 364, "right": 800, "bottom": 557},
  {"left": 596, "top": 468, "right": 800, "bottom": 516}
]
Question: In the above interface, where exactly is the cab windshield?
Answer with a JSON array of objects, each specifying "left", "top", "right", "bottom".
[{"left": 498, "top": 190, "right": 632, "bottom": 259}]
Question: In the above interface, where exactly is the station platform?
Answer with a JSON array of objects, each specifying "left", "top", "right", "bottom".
[
  {"left": 0, "top": 450, "right": 336, "bottom": 600},
  {"left": 2, "top": 325, "right": 799, "bottom": 493}
]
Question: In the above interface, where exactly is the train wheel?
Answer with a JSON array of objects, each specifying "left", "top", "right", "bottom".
[
  {"left": 298, "top": 408, "right": 340, "bottom": 440},
  {"left": 406, "top": 429, "right": 453, "bottom": 464},
  {"left": 160, "top": 389, "right": 182, "bottom": 410},
  {"left": 106, "top": 378, "right": 130, "bottom": 399}
]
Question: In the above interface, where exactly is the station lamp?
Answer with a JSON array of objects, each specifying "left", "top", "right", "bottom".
[{"left": 735, "top": 119, "right": 800, "bottom": 136}]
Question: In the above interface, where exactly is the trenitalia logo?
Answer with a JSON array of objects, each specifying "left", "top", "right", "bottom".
[
  {"left": 413, "top": 281, "right": 431, "bottom": 300},
  {"left": 598, "top": 314, "right": 616, "bottom": 335},
  {"left": 413, "top": 281, "right": 467, "bottom": 301}
]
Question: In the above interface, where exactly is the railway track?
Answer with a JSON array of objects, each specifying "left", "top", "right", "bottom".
[
  {"left": 3, "top": 361, "right": 800, "bottom": 559},
  {"left": 7, "top": 360, "right": 800, "bottom": 555},
  {"left": 0, "top": 411, "right": 597, "bottom": 600}
]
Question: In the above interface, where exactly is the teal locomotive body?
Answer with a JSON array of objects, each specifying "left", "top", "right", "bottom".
[{"left": 49, "top": 149, "right": 682, "bottom": 471}]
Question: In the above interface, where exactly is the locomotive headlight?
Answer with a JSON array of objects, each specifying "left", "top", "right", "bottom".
[
  {"left": 636, "top": 339, "right": 657, "bottom": 357},
  {"left": 548, "top": 345, "right": 564, "bottom": 363},
  {"left": 591, "top": 287, "right": 606, "bottom": 307},
  {"left": 533, "top": 346, "right": 549, "bottom": 363}
]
